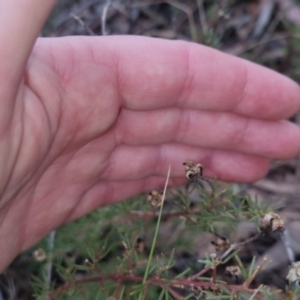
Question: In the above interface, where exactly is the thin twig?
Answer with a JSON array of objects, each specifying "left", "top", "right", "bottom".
[
  {"left": 237, "top": 34, "right": 300, "bottom": 56},
  {"left": 2, "top": 271, "right": 16, "bottom": 300},
  {"left": 141, "top": 282, "right": 150, "bottom": 300},
  {"left": 281, "top": 230, "right": 295, "bottom": 264},
  {"left": 160, "top": 283, "right": 184, "bottom": 300},
  {"left": 220, "top": 233, "right": 262, "bottom": 261},
  {"left": 188, "top": 265, "right": 212, "bottom": 281},
  {"left": 70, "top": 13, "right": 96, "bottom": 36},
  {"left": 101, "top": 0, "right": 111, "bottom": 35},
  {"left": 249, "top": 284, "right": 263, "bottom": 300},
  {"left": 253, "top": 178, "right": 300, "bottom": 195},
  {"left": 251, "top": 2, "right": 275, "bottom": 38},
  {"left": 196, "top": 0, "right": 208, "bottom": 36},
  {"left": 165, "top": 0, "right": 198, "bottom": 42},
  {"left": 243, "top": 257, "right": 268, "bottom": 288},
  {"left": 48, "top": 272, "right": 265, "bottom": 299},
  {"left": 113, "top": 281, "right": 122, "bottom": 300},
  {"left": 211, "top": 266, "right": 217, "bottom": 285}
]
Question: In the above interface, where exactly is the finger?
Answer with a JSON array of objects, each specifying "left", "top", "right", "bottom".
[
  {"left": 0, "top": 0, "right": 54, "bottom": 121},
  {"left": 92, "top": 36, "right": 300, "bottom": 120},
  {"left": 115, "top": 108, "right": 300, "bottom": 159},
  {"left": 102, "top": 143, "right": 269, "bottom": 182}
]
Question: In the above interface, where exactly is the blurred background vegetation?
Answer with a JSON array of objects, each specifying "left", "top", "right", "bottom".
[{"left": 2, "top": 0, "right": 300, "bottom": 299}]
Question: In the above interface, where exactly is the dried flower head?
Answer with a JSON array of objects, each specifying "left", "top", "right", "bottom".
[
  {"left": 261, "top": 212, "right": 285, "bottom": 233},
  {"left": 225, "top": 266, "right": 242, "bottom": 279},
  {"left": 134, "top": 237, "right": 145, "bottom": 253},
  {"left": 183, "top": 160, "right": 203, "bottom": 181},
  {"left": 147, "top": 190, "right": 163, "bottom": 208},
  {"left": 33, "top": 248, "right": 46, "bottom": 262},
  {"left": 287, "top": 261, "right": 300, "bottom": 285},
  {"left": 211, "top": 235, "right": 230, "bottom": 253}
]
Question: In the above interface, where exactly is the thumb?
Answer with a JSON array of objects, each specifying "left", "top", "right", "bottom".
[{"left": 0, "top": 0, "right": 55, "bottom": 126}]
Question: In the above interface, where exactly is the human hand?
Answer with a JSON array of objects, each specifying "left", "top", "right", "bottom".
[{"left": 0, "top": 1, "right": 299, "bottom": 271}]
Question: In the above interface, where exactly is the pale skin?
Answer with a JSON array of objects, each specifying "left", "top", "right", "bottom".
[{"left": 0, "top": 0, "right": 299, "bottom": 272}]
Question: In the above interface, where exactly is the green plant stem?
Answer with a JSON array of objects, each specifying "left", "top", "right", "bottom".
[{"left": 139, "top": 166, "right": 171, "bottom": 300}]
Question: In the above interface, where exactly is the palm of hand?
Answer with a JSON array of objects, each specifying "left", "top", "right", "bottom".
[{"left": 0, "top": 34, "right": 300, "bottom": 271}]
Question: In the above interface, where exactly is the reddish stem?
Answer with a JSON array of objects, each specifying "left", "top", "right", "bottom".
[{"left": 47, "top": 272, "right": 265, "bottom": 299}]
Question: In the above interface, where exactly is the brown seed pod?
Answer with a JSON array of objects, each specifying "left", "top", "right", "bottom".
[
  {"left": 287, "top": 261, "right": 300, "bottom": 284},
  {"left": 211, "top": 235, "right": 230, "bottom": 253},
  {"left": 183, "top": 160, "right": 203, "bottom": 181},
  {"left": 147, "top": 190, "right": 163, "bottom": 208},
  {"left": 261, "top": 212, "right": 285, "bottom": 233}
]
